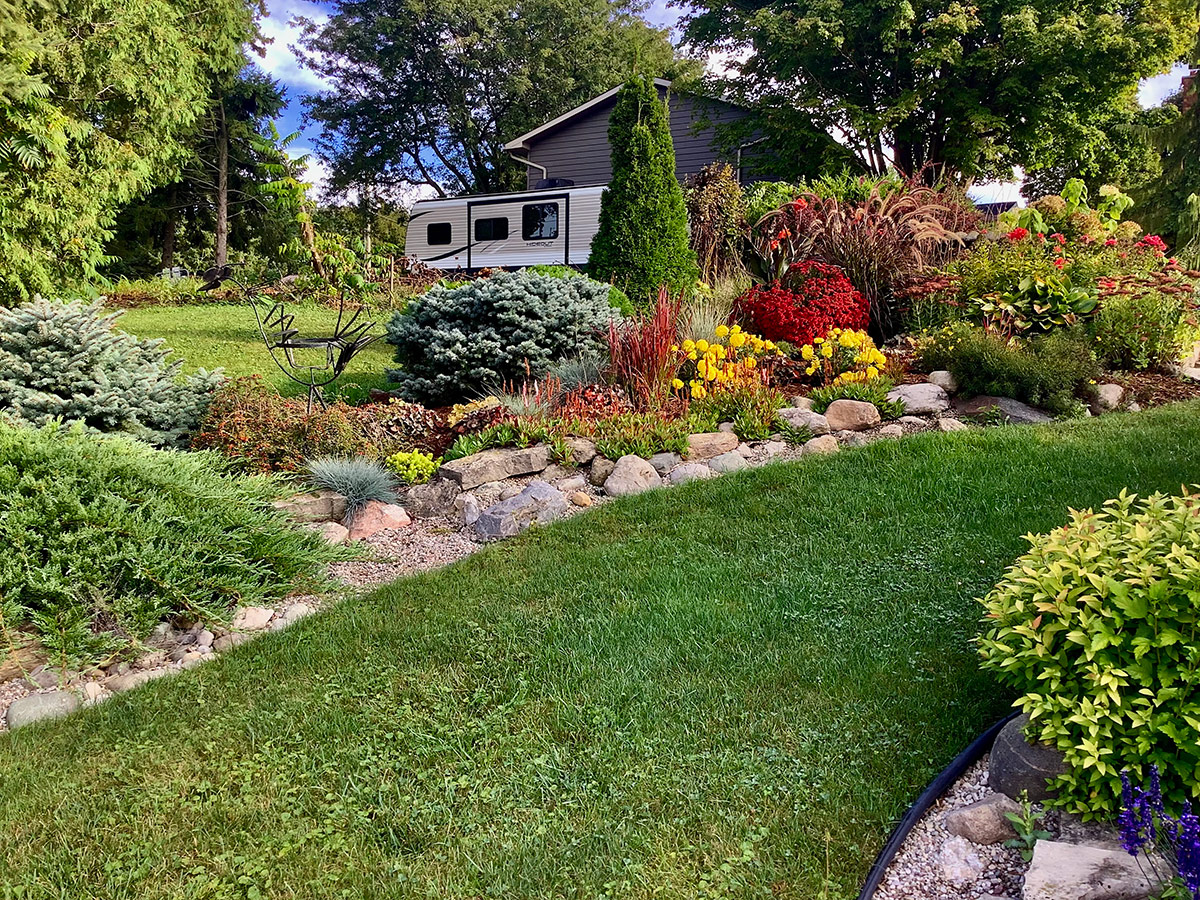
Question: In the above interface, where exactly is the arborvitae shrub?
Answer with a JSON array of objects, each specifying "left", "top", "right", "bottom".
[
  {"left": 0, "top": 298, "right": 220, "bottom": 447},
  {"left": 385, "top": 270, "right": 618, "bottom": 404},
  {"left": 588, "top": 77, "right": 698, "bottom": 304}
]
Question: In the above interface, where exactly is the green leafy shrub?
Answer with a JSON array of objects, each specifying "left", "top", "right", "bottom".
[
  {"left": 582, "top": 412, "right": 691, "bottom": 460},
  {"left": 193, "top": 376, "right": 398, "bottom": 473},
  {"left": 919, "top": 324, "right": 1099, "bottom": 415},
  {"left": 689, "top": 383, "right": 785, "bottom": 441},
  {"left": 978, "top": 489, "right": 1200, "bottom": 816},
  {"left": 742, "top": 181, "right": 802, "bottom": 226},
  {"left": 0, "top": 421, "right": 338, "bottom": 661},
  {"left": 385, "top": 270, "right": 618, "bottom": 404},
  {"left": 588, "top": 76, "right": 698, "bottom": 304},
  {"left": 0, "top": 298, "right": 220, "bottom": 447},
  {"left": 1093, "top": 289, "right": 1187, "bottom": 372},
  {"left": 307, "top": 457, "right": 396, "bottom": 517},
  {"left": 384, "top": 449, "right": 439, "bottom": 485}
]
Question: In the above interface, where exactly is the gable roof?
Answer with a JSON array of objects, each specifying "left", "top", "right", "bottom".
[{"left": 502, "top": 78, "right": 675, "bottom": 152}]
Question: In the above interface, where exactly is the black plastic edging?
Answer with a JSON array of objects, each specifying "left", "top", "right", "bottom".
[{"left": 857, "top": 712, "right": 1020, "bottom": 900}]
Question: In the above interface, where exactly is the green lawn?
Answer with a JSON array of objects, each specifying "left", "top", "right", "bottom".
[
  {"left": 4, "top": 406, "right": 1200, "bottom": 898},
  {"left": 112, "top": 302, "right": 396, "bottom": 398}
]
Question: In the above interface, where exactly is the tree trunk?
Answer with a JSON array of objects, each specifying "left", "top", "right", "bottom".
[
  {"left": 214, "top": 103, "right": 229, "bottom": 268},
  {"left": 161, "top": 187, "right": 178, "bottom": 272}
]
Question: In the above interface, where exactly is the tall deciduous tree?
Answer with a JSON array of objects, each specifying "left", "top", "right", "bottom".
[
  {"left": 589, "top": 77, "right": 698, "bottom": 302},
  {"left": 681, "top": 0, "right": 1197, "bottom": 184},
  {"left": 295, "top": 0, "right": 698, "bottom": 198},
  {"left": 0, "top": 0, "right": 261, "bottom": 300}
]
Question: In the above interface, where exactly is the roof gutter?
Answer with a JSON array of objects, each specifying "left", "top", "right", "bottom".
[{"left": 507, "top": 152, "right": 547, "bottom": 181}]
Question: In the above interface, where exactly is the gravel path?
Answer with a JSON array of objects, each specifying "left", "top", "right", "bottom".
[
  {"left": 329, "top": 519, "right": 481, "bottom": 587},
  {"left": 874, "top": 757, "right": 1028, "bottom": 900}
]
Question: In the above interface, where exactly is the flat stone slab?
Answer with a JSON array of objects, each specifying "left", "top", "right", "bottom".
[
  {"left": 887, "top": 382, "right": 949, "bottom": 415},
  {"left": 5, "top": 691, "right": 80, "bottom": 729},
  {"left": 953, "top": 395, "right": 1052, "bottom": 425},
  {"left": 686, "top": 432, "right": 739, "bottom": 460},
  {"left": 1024, "top": 840, "right": 1165, "bottom": 900},
  {"left": 439, "top": 445, "right": 550, "bottom": 490}
]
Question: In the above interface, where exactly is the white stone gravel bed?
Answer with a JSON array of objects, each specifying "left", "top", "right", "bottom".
[
  {"left": 329, "top": 519, "right": 483, "bottom": 586},
  {"left": 874, "top": 757, "right": 1028, "bottom": 900}
]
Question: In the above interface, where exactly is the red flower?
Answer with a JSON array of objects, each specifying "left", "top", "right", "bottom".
[
  {"left": 1036, "top": 232, "right": 1047, "bottom": 243},
  {"left": 1138, "top": 235, "right": 1168, "bottom": 254},
  {"left": 1105, "top": 238, "right": 1117, "bottom": 247},
  {"left": 769, "top": 240, "right": 780, "bottom": 251},
  {"left": 791, "top": 198, "right": 808, "bottom": 210},
  {"left": 1006, "top": 227, "right": 1029, "bottom": 242},
  {"left": 734, "top": 261, "right": 868, "bottom": 346},
  {"left": 1053, "top": 257, "right": 1066, "bottom": 269},
  {"left": 1080, "top": 234, "right": 1094, "bottom": 245},
  {"left": 777, "top": 228, "right": 791, "bottom": 240},
  {"left": 1051, "top": 232, "right": 1066, "bottom": 246}
]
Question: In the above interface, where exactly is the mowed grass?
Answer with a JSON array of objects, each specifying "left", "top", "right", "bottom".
[
  {"left": 112, "top": 303, "right": 396, "bottom": 397},
  {"left": 4, "top": 405, "right": 1200, "bottom": 899}
]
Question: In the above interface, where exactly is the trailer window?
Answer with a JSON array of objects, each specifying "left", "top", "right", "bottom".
[
  {"left": 427, "top": 222, "right": 452, "bottom": 245},
  {"left": 474, "top": 217, "right": 509, "bottom": 242},
  {"left": 522, "top": 203, "right": 559, "bottom": 240}
]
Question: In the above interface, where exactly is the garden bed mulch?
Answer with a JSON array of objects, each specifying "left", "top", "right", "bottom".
[{"left": 1108, "top": 370, "right": 1200, "bottom": 408}]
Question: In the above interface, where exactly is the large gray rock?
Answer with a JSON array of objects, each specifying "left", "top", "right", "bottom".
[
  {"left": 929, "top": 370, "right": 959, "bottom": 393},
  {"left": 604, "top": 455, "right": 661, "bottom": 496},
  {"left": 708, "top": 450, "right": 749, "bottom": 473},
  {"left": 1023, "top": 841, "right": 1165, "bottom": 900},
  {"left": 272, "top": 489, "right": 348, "bottom": 524},
  {"left": 473, "top": 481, "right": 568, "bottom": 540},
  {"left": 439, "top": 445, "right": 551, "bottom": 490},
  {"left": 648, "top": 451, "right": 683, "bottom": 476},
  {"left": 668, "top": 463, "right": 718, "bottom": 485},
  {"left": 404, "top": 477, "right": 460, "bottom": 518},
  {"left": 564, "top": 437, "right": 597, "bottom": 465},
  {"left": 887, "top": 382, "right": 950, "bottom": 415},
  {"left": 824, "top": 399, "right": 881, "bottom": 431},
  {"left": 5, "top": 691, "right": 80, "bottom": 729},
  {"left": 1092, "top": 383, "right": 1126, "bottom": 413},
  {"left": 588, "top": 456, "right": 616, "bottom": 486},
  {"left": 777, "top": 407, "right": 831, "bottom": 435},
  {"left": 989, "top": 714, "right": 1068, "bottom": 803},
  {"left": 686, "top": 432, "right": 739, "bottom": 460},
  {"left": 954, "top": 395, "right": 1053, "bottom": 425},
  {"left": 941, "top": 794, "right": 1022, "bottom": 845}
]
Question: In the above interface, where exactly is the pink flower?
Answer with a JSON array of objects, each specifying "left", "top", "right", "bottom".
[
  {"left": 1105, "top": 238, "right": 1118, "bottom": 246},
  {"left": 1053, "top": 257, "right": 1066, "bottom": 269},
  {"left": 1051, "top": 232, "right": 1066, "bottom": 246}
]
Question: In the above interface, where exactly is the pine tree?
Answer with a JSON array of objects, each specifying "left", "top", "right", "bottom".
[{"left": 588, "top": 77, "right": 698, "bottom": 304}]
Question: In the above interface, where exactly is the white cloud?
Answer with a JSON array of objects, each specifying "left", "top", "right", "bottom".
[
  {"left": 1140, "top": 64, "right": 1191, "bottom": 109},
  {"left": 258, "top": 0, "right": 331, "bottom": 93}
]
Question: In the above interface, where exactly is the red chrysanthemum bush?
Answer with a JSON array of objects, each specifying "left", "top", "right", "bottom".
[{"left": 733, "top": 261, "right": 869, "bottom": 347}]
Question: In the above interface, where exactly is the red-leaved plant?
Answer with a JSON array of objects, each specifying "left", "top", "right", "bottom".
[
  {"left": 734, "top": 261, "right": 869, "bottom": 346},
  {"left": 604, "top": 287, "right": 683, "bottom": 408}
]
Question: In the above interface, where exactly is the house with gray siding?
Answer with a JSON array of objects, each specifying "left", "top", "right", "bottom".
[{"left": 503, "top": 78, "right": 754, "bottom": 190}]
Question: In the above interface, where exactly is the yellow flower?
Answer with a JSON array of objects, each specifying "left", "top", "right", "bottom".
[
  {"left": 730, "top": 324, "right": 742, "bottom": 334},
  {"left": 715, "top": 324, "right": 730, "bottom": 338},
  {"left": 744, "top": 357, "right": 757, "bottom": 369},
  {"left": 805, "top": 365, "right": 817, "bottom": 375},
  {"left": 821, "top": 342, "right": 834, "bottom": 358},
  {"left": 730, "top": 333, "right": 747, "bottom": 348},
  {"left": 866, "top": 366, "right": 878, "bottom": 379},
  {"left": 813, "top": 337, "right": 824, "bottom": 344},
  {"left": 695, "top": 339, "right": 709, "bottom": 353},
  {"left": 688, "top": 351, "right": 697, "bottom": 361},
  {"left": 671, "top": 378, "right": 684, "bottom": 390},
  {"left": 682, "top": 339, "right": 695, "bottom": 353},
  {"left": 801, "top": 344, "right": 815, "bottom": 360},
  {"left": 765, "top": 341, "right": 776, "bottom": 350},
  {"left": 670, "top": 344, "right": 679, "bottom": 353},
  {"left": 692, "top": 384, "right": 707, "bottom": 399}
]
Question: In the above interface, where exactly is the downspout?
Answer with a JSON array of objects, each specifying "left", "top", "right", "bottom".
[{"left": 508, "top": 149, "right": 547, "bottom": 185}]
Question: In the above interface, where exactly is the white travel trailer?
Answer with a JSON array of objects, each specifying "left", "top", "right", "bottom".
[{"left": 404, "top": 185, "right": 606, "bottom": 271}]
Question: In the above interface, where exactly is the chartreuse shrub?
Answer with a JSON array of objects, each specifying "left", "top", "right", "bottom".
[
  {"left": 978, "top": 490, "right": 1200, "bottom": 817},
  {"left": 0, "top": 298, "right": 220, "bottom": 447},
  {"left": 0, "top": 421, "right": 340, "bottom": 662},
  {"left": 386, "top": 270, "right": 618, "bottom": 404},
  {"left": 384, "top": 449, "right": 439, "bottom": 485}
]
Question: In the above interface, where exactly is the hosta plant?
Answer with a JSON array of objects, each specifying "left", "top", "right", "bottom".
[{"left": 978, "top": 490, "right": 1200, "bottom": 817}]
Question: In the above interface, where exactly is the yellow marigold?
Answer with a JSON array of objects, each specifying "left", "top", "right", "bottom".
[
  {"left": 692, "top": 384, "right": 707, "bottom": 399},
  {"left": 688, "top": 351, "right": 698, "bottom": 361},
  {"left": 730, "top": 333, "right": 747, "bottom": 348},
  {"left": 805, "top": 365, "right": 817, "bottom": 375},
  {"left": 813, "top": 337, "right": 824, "bottom": 344},
  {"left": 682, "top": 339, "right": 695, "bottom": 352},
  {"left": 866, "top": 366, "right": 879, "bottom": 379},
  {"left": 744, "top": 357, "right": 757, "bottom": 369},
  {"left": 695, "top": 339, "right": 709, "bottom": 353},
  {"left": 715, "top": 324, "right": 730, "bottom": 338},
  {"left": 801, "top": 344, "right": 815, "bottom": 360},
  {"left": 670, "top": 344, "right": 679, "bottom": 352},
  {"left": 730, "top": 324, "right": 742, "bottom": 334},
  {"left": 821, "top": 342, "right": 834, "bottom": 358},
  {"left": 671, "top": 378, "right": 684, "bottom": 390}
]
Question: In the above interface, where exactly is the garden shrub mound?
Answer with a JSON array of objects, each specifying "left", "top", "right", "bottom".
[
  {"left": 0, "top": 421, "right": 339, "bottom": 660},
  {"left": 0, "top": 298, "right": 220, "bottom": 447},
  {"left": 6, "top": 405, "right": 1200, "bottom": 897},
  {"left": 979, "top": 489, "right": 1200, "bottom": 817},
  {"left": 734, "top": 260, "right": 868, "bottom": 346},
  {"left": 386, "top": 270, "right": 619, "bottom": 404}
]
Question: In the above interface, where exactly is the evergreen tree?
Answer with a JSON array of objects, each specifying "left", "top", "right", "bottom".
[{"left": 589, "top": 77, "right": 698, "bottom": 304}]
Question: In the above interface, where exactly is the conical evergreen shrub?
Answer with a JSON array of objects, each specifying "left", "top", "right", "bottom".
[
  {"left": 0, "top": 298, "right": 220, "bottom": 447},
  {"left": 588, "top": 77, "right": 698, "bottom": 305}
]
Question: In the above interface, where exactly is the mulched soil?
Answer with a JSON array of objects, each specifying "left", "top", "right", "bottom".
[{"left": 1107, "top": 371, "right": 1200, "bottom": 407}]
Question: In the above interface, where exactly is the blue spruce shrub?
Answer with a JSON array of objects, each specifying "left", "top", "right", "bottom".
[
  {"left": 0, "top": 298, "right": 221, "bottom": 447},
  {"left": 386, "top": 270, "right": 619, "bottom": 403}
]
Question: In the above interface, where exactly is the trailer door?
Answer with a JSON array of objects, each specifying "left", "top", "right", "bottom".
[{"left": 467, "top": 193, "right": 569, "bottom": 268}]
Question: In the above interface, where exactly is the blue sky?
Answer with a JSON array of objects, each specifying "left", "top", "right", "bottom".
[{"left": 255, "top": 0, "right": 1192, "bottom": 202}]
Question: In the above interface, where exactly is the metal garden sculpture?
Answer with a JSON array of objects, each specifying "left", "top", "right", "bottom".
[{"left": 200, "top": 264, "right": 380, "bottom": 413}]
